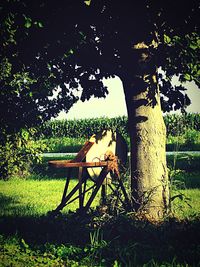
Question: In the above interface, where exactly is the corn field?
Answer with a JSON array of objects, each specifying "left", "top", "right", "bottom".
[
  {"left": 164, "top": 113, "right": 200, "bottom": 136},
  {"left": 37, "top": 114, "right": 200, "bottom": 139},
  {"left": 38, "top": 116, "right": 129, "bottom": 139}
]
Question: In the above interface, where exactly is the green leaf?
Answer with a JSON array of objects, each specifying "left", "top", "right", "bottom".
[
  {"left": 184, "top": 73, "right": 191, "bottom": 81},
  {"left": 84, "top": 0, "right": 92, "bottom": 6},
  {"left": 197, "top": 39, "right": 200, "bottom": 48},
  {"left": 21, "top": 129, "right": 29, "bottom": 141},
  {"left": 21, "top": 239, "right": 29, "bottom": 249},
  {"left": 189, "top": 43, "right": 198, "bottom": 50},
  {"left": 34, "top": 21, "right": 44, "bottom": 28},
  {"left": 38, "top": 22, "right": 43, "bottom": 28},
  {"left": 173, "top": 35, "right": 181, "bottom": 42},
  {"left": 164, "top": 34, "right": 171, "bottom": 44},
  {"left": 24, "top": 17, "right": 32, "bottom": 28}
]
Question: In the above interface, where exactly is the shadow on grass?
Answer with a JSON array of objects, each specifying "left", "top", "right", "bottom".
[
  {"left": 166, "top": 143, "right": 200, "bottom": 152},
  {"left": 167, "top": 154, "right": 200, "bottom": 173},
  {"left": 171, "top": 171, "right": 200, "bottom": 189},
  {"left": 0, "top": 193, "right": 48, "bottom": 217},
  {"left": 0, "top": 194, "right": 15, "bottom": 209},
  {"left": 0, "top": 209, "right": 200, "bottom": 265}
]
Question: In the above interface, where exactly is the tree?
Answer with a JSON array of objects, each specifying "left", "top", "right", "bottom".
[
  {"left": 79, "top": 1, "right": 199, "bottom": 220},
  {"left": 0, "top": 0, "right": 85, "bottom": 178},
  {"left": 79, "top": 2, "right": 199, "bottom": 220},
  {"left": 0, "top": 0, "right": 82, "bottom": 133},
  {"left": 1, "top": 1, "right": 199, "bottom": 219}
]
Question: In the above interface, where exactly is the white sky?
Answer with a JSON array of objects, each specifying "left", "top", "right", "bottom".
[{"left": 56, "top": 77, "right": 200, "bottom": 120}]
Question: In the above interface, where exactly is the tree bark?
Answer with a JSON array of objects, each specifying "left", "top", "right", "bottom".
[{"left": 122, "top": 43, "right": 169, "bottom": 221}]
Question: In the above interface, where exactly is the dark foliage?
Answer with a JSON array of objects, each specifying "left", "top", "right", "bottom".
[
  {"left": 0, "top": 211, "right": 200, "bottom": 266},
  {"left": 1, "top": 0, "right": 199, "bottom": 133}
]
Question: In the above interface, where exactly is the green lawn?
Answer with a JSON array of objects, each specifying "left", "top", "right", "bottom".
[
  {"left": 0, "top": 176, "right": 199, "bottom": 219},
  {"left": 170, "top": 188, "right": 200, "bottom": 219},
  {"left": 0, "top": 178, "right": 101, "bottom": 217}
]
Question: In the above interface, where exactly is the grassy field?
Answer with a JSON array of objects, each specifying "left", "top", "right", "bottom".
[
  {"left": 38, "top": 129, "right": 200, "bottom": 153},
  {"left": 40, "top": 137, "right": 85, "bottom": 153},
  {"left": 0, "top": 154, "right": 200, "bottom": 266},
  {"left": 0, "top": 178, "right": 101, "bottom": 217}
]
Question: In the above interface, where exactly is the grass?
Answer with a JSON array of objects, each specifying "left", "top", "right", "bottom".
[
  {"left": 168, "top": 153, "right": 200, "bottom": 172},
  {"left": 0, "top": 174, "right": 199, "bottom": 220},
  {"left": 1, "top": 164, "right": 200, "bottom": 219},
  {"left": 0, "top": 154, "right": 200, "bottom": 266},
  {"left": 38, "top": 129, "right": 200, "bottom": 153},
  {"left": 170, "top": 188, "right": 200, "bottom": 219},
  {"left": 0, "top": 178, "right": 67, "bottom": 217},
  {"left": 170, "top": 170, "right": 200, "bottom": 189},
  {"left": 0, "top": 235, "right": 69, "bottom": 266},
  {"left": 0, "top": 177, "right": 101, "bottom": 217}
]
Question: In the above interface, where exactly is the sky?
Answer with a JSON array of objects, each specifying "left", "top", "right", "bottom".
[{"left": 55, "top": 77, "right": 200, "bottom": 120}]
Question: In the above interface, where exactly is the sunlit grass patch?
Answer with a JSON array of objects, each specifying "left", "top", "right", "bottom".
[
  {"left": 0, "top": 174, "right": 200, "bottom": 220},
  {"left": 170, "top": 188, "right": 200, "bottom": 220},
  {"left": 0, "top": 178, "right": 101, "bottom": 217}
]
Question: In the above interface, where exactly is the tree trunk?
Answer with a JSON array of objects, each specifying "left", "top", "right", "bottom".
[{"left": 122, "top": 43, "right": 169, "bottom": 221}]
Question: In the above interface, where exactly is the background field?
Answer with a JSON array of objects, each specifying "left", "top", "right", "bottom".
[
  {"left": 37, "top": 114, "right": 200, "bottom": 139},
  {"left": 35, "top": 114, "right": 200, "bottom": 153}
]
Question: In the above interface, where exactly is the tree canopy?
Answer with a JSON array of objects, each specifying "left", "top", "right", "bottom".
[{"left": 0, "top": 0, "right": 199, "bottom": 133}]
